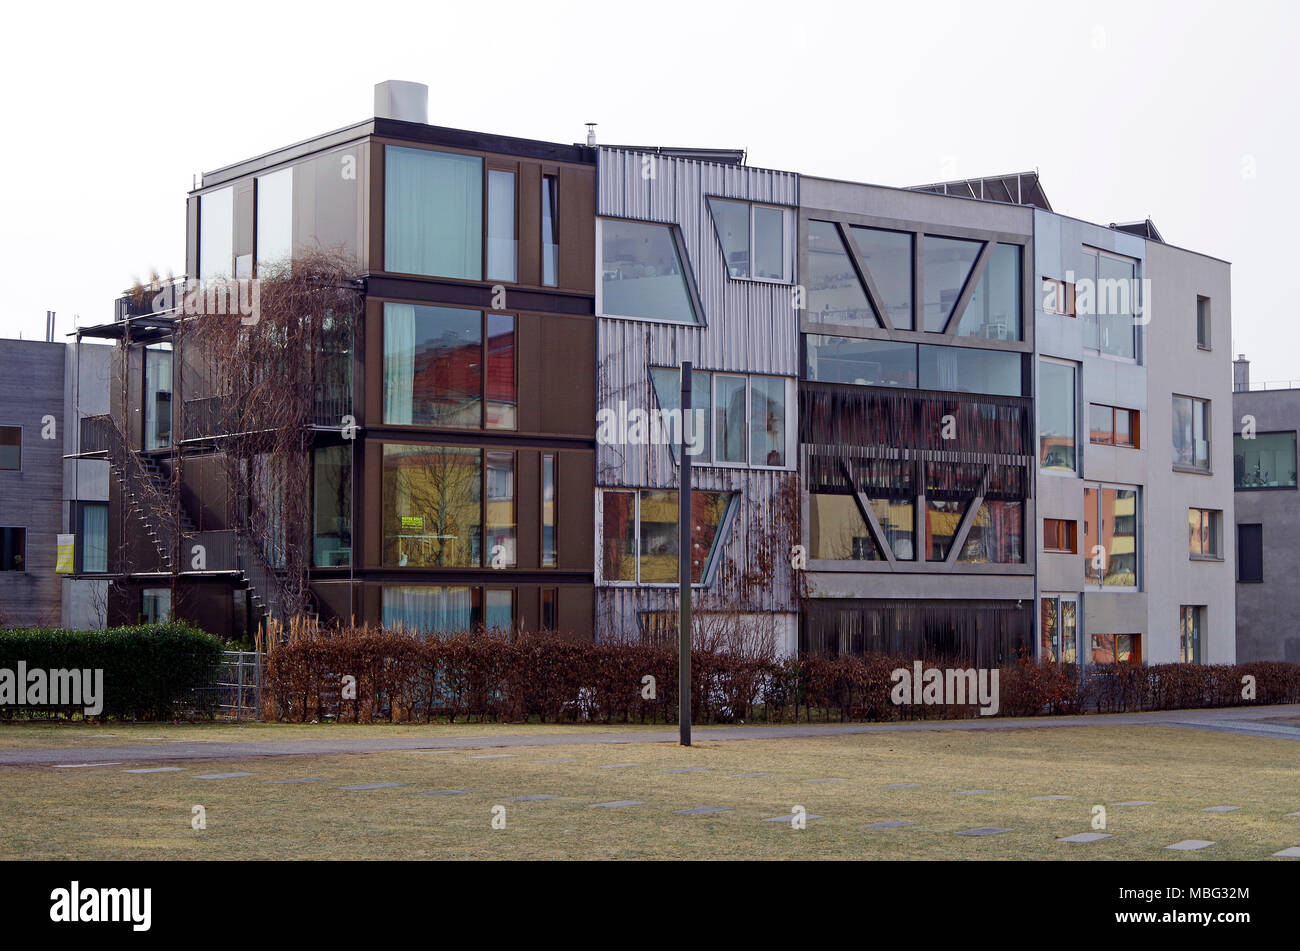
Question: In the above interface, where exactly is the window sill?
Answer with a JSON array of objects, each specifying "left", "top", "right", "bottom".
[
  {"left": 1043, "top": 549, "right": 1078, "bottom": 555},
  {"left": 1189, "top": 555, "right": 1224, "bottom": 563},
  {"left": 1196, "top": 345, "right": 1212, "bottom": 352},
  {"left": 1172, "top": 464, "right": 1212, "bottom": 475}
]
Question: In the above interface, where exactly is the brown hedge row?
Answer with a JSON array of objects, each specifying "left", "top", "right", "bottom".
[{"left": 262, "top": 627, "right": 1300, "bottom": 724}]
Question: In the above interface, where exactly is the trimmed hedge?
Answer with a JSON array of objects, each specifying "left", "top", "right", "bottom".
[
  {"left": 264, "top": 627, "right": 1300, "bottom": 724},
  {"left": 0, "top": 623, "right": 226, "bottom": 720}
]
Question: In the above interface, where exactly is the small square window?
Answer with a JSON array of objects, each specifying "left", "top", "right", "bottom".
[
  {"left": 1188, "top": 508, "right": 1222, "bottom": 559},
  {"left": 1043, "top": 518, "right": 1077, "bottom": 554}
]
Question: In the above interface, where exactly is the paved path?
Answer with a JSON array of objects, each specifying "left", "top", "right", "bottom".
[{"left": 3, "top": 704, "right": 1298, "bottom": 766}]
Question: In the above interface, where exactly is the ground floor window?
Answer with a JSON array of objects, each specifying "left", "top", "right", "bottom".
[
  {"left": 142, "top": 588, "right": 172, "bottom": 624},
  {"left": 1089, "top": 633, "right": 1140, "bottom": 665},
  {"left": 1179, "top": 605, "right": 1204, "bottom": 664},
  {"left": 382, "top": 585, "right": 515, "bottom": 635},
  {"left": 1, "top": 527, "right": 26, "bottom": 571},
  {"left": 1039, "top": 594, "right": 1078, "bottom": 664},
  {"left": 600, "top": 489, "right": 734, "bottom": 585}
]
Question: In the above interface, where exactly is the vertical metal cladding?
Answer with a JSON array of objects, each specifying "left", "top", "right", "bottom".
[{"left": 594, "top": 148, "right": 800, "bottom": 644}]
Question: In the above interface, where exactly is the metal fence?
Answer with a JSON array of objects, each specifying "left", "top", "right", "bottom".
[{"left": 200, "top": 651, "right": 264, "bottom": 721}]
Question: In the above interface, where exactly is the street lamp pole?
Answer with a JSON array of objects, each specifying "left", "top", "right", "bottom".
[{"left": 679, "top": 362, "right": 692, "bottom": 747}]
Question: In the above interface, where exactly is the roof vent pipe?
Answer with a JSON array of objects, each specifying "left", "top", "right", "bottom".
[{"left": 375, "top": 81, "right": 429, "bottom": 124}]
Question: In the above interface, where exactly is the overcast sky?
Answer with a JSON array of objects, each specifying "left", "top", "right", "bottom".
[{"left": 2, "top": 0, "right": 1295, "bottom": 381}]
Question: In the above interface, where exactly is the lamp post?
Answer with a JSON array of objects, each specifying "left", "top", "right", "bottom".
[{"left": 679, "top": 362, "right": 692, "bottom": 747}]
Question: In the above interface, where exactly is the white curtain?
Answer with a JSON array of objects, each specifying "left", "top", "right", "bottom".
[
  {"left": 384, "top": 146, "right": 481, "bottom": 280},
  {"left": 383, "top": 303, "right": 415, "bottom": 425},
  {"left": 383, "top": 586, "right": 472, "bottom": 634}
]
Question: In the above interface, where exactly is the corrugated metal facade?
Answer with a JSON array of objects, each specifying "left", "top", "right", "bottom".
[{"left": 594, "top": 148, "right": 800, "bottom": 644}]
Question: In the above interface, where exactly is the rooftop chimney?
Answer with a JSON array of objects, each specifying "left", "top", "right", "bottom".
[
  {"left": 586, "top": 123, "right": 597, "bottom": 147},
  {"left": 1233, "top": 353, "right": 1250, "bottom": 392},
  {"left": 375, "top": 81, "right": 429, "bottom": 124}
]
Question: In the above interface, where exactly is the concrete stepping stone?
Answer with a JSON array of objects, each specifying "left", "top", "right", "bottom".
[
  {"left": 663, "top": 768, "right": 707, "bottom": 773},
  {"left": 588, "top": 800, "right": 645, "bottom": 808},
  {"left": 196, "top": 772, "right": 256, "bottom": 780},
  {"left": 122, "top": 767, "right": 184, "bottom": 773},
  {"left": 1203, "top": 805, "right": 1240, "bottom": 812},
  {"left": 1058, "top": 832, "right": 1112, "bottom": 843},
  {"left": 861, "top": 820, "right": 914, "bottom": 829},
  {"left": 880, "top": 782, "right": 919, "bottom": 789},
  {"left": 1113, "top": 801, "right": 1157, "bottom": 806},
  {"left": 957, "top": 827, "right": 1009, "bottom": 836},
  {"left": 763, "top": 813, "right": 823, "bottom": 822},
  {"left": 501, "top": 794, "right": 559, "bottom": 802},
  {"left": 598, "top": 763, "right": 642, "bottom": 769},
  {"left": 803, "top": 778, "right": 845, "bottom": 784},
  {"left": 1165, "top": 839, "right": 1214, "bottom": 851},
  {"left": 733, "top": 772, "right": 772, "bottom": 778},
  {"left": 423, "top": 789, "right": 478, "bottom": 796},
  {"left": 1034, "top": 795, "right": 1074, "bottom": 801},
  {"left": 674, "top": 806, "right": 732, "bottom": 815},
  {"left": 530, "top": 758, "right": 576, "bottom": 763},
  {"left": 469, "top": 754, "right": 516, "bottom": 760},
  {"left": 265, "top": 778, "right": 326, "bottom": 784},
  {"left": 956, "top": 790, "right": 992, "bottom": 796},
  {"left": 1287, "top": 812, "right": 1300, "bottom": 818},
  {"left": 340, "top": 782, "right": 401, "bottom": 791},
  {"left": 52, "top": 762, "right": 122, "bottom": 769},
  {"left": 1272, "top": 847, "right": 1300, "bottom": 858}
]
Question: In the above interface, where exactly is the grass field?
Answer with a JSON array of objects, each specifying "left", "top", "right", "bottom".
[{"left": 2, "top": 723, "right": 1298, "bottom": 860}]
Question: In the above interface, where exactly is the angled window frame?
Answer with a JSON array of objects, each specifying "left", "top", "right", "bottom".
[
  {"left": 597, "top": 487, "right": 738, "bottom": 588},
  {"left": 595, "top": 216, "right": 705, "bottom": 326},
  {"left": 705, "top": 195, "right": 794, "bottom": 284}
]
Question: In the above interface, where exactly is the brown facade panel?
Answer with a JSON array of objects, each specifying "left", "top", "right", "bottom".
[
  {"left": 539, "top": 313, "right": 595, "bottom": 437},
  {"left": 557, "top": 449, "right": 594, "bottom": 572},
  {"left": 557, "top": 165, "right": 595, "bottom": 294}
]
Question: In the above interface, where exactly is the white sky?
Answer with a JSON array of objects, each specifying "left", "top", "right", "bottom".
[{"left": 2, "top": 0, "right": 1296, "bottom": 381}]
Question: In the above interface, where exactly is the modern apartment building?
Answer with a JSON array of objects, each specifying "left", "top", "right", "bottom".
[
  {"left": 72, "top": 82, "right": 597, "bottom": 639},
  {"left": 1231, "top": 356, "right": 1300, "bottom": 662},
  {"left": 64, "top": 81, "right": 1236, "bottom": 664},
  {"left": 0, "top": 335, "right": 111, "bottom": 629}
]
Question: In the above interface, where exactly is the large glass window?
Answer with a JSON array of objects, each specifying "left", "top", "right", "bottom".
[
  {"left": 806, "top": 220, "right": 875, "bottom": 327},
  {"left": 601, "top": 489, "right": 733, "bottom": 585},
  {"left": 385, "top": 145, "right": 482, "bottom": 280},
  {"left": 1188, "top": 508, "right": 1221, "bottom": 559},
  {"left": 1039, "top": 360, "right": 1076, "bottom": 471},
  {"left": 1179, "top": 606, "right": 1203, "bottom": 664},
  {"left": 1234, "top": 431, "right": 1296, "bottom": 488},
  {"left": 918, "top": 345, "right": 1021, "bottom": 397},
  {"left": 199, "top": 187, "right": 234, "bottom": 280},
  {"left": 706, "top": 199, "right": 789, "bottom": 281},
  {"left": 312, "top": 445, "right": 352, "bottom": 568},
  {"left": 382, "top": 444, "right": 482, "bottom": 568},
  {"left": 0, "top": 426, "right": 19, "bottom": 470},
  {"left": 1, "top": 527, "right": 26, "bottom": 571},
  {"left": 856, "top": 458, "right": 916, "bottom": 561},
  {"left": 384, "top": 303, "right": 514, "bottom": 431},
  {"left": 80, "top": 503, "right": 108, "bottom": 573},
  {"left": 255, "top": 167, "right": 293, "bottom": 271},
  {"left": 141, "top": 589, "right": 171, "bottom": 623},
  {"left": 486, "top": 169, "right": 517, "bottom": 282},
  {"left": 382, "top": 585, "right": 474, "bottom": 634},
  {"left": 542, "top": 174, "right": 558, "bottom": 287},
  {"left": 650, "top": 368, "right": 786, "bottom": 467},
  {"left": 1040, "top": 595, "right": 1078, "bottom": 664},
  {"left": 649, "top": 367, "right": 712, "bottom": 464},
  {"left": 849, "top": 226, "right": 912, "bottom": 329},
  {"left": 144, "top": 348, "right": 173, "bottom": 450},
  {"left": 1080, "top": 248, "right": 1139, "bottom": 360},
  {"left": 809, "top": 493, "right": 878, "bottom": 560},
  {"left": 750, "top": 375, "right": 786, "bottom": 467},
  {"left": 1091, "top": 633, "right": 1140, "bottom": 665},
  {"left": 1172, "top": 396, "right": 1210, "bottom": 470},
  {"left": 1082, "top": 485, "right": 1139, "bottom": 588},
  {"left": 956, "top": 242, "right": 1021, "bottom": 340},
  {"left": 923, "top": 235, "right": 982, "bottom": 332},
  {"left": 805, "top": 335, "right": 916, "bottom": 388},
  {"left": 714, "top": 375, "right": 747, "bottom": 464},
  {"left": 599, "top": 219, "right": 698, "bottom": 323}
]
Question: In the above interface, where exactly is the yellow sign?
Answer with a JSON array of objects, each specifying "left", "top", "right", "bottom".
[{"left": 55, "top": 534, "right": 75, "bottom": 574}]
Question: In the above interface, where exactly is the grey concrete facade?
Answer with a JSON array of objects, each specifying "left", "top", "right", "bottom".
[{"left": 1232, "top": 384, "right": 1300, "bottom": 662}]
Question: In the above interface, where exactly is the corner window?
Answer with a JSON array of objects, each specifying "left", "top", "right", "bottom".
[
  {"left": 1179, "top": 606, "right": 1204, "bottom": 663},
  {"left": 598, "top": 218, "right": 699, "bottom": 323},
  {"left": 1082, "top": 485, "right": 1139, "bottom": 588},
  {"left": 1188, "top": 508, "right": 1222, "bottom": 559},
  {"left": 0, "top": 527, "right": 25, "bottom": 571},
  {"left": 0, "top": 426, "right": 19, "bottom": 470},
  {"left": 1234, "top": 431, "right": 1296, "bottom": 488},
  {"left": 600, "top": 489, "right": 734, "bottom": 586},
  {"left": 1196, "top": 296, "right": 1211, "bottom": 349},
  {"left": 706, "top": 198, "right": 790, "bottom": 282},
  {"left": 1039, "top": 360, "right": 1077, "bottom": 471},
  {"left": 384, "top": 145, "right": 483, "bottom": 281},
  {"left": 1172, "top": 396, "right": 1210, "bottom": 470}
]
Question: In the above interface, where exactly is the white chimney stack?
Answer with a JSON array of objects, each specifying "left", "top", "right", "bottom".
[
  {"left": 375, "top": 81, "right": 429, "bottom": 124},
  {"left": 586, "top": 123, "right": 597, "bottom": 147}
]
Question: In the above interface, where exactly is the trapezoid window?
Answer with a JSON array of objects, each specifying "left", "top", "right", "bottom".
[
  {"left": 598, "top": 218, "right": 700, "bottom": 324},
  {"left": 923, "top": 235, "right": 982, "bottom": 332},
  {"left": 806, "top": 220, "right": 876, "bottom": 328},
  {"left": 849, "top": 226, "right": 913, "bottom": 330},
  {"left": 955, "top": 242, "right": 1021, "bottom": 340}
]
